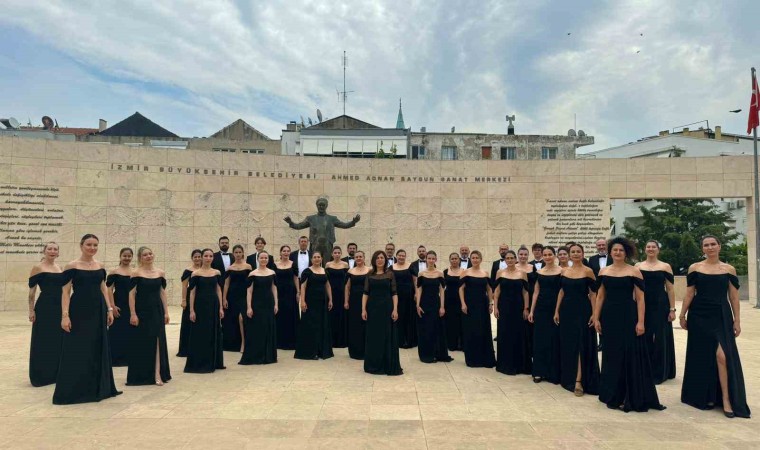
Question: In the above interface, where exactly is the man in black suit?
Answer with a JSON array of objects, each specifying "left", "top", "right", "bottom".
[
  {"left": 490, "top": 243, "right": 510, "bottom": 286},
  {"left": 246, "top": 236, "right": 276, "bottom": 269},
  {"left": 341, "top": 242, "right": 358, "bottom": 269},
  {"left": 410, "top": 245, "right": 427, "bottom": 276},
  {"left": 290, "top": 236, "right": 311, "bottom": 277},
  {"left": 459, "top": 245, "right": 473, "bottom": 269},
  {"left": 528, "top": 242, "right": 544, "bottom": 270},
  {"left": 211, "top": 236, "right": 231, "bottom": 285},
  {"left": 385, "top": 242, "right": 396, "bottom": 267},
  {"left": 587, "top": 238, "right": 608, "bottom": 277}
]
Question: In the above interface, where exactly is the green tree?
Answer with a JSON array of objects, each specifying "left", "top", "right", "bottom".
[{"left": 623, "top": 199, "right": 744, "bottom": 274}]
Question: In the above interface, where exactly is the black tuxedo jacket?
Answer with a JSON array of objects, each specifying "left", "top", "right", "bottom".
[
  {"left": 529, "top": 259, "right": 544, "bottom": 270},
  {"left": 459, "top": 258, "right": 473, "bottom": 269},
  {"left": 588, "top": 254, "right": 607, "bottom": 277},
  {"left": 410, "top": 260, "right": 427, "bottom": 277},
  {"left": 246, "top": 252, "right": 276, "bottom": 270},
  {"left": 290, "top": 250, "right": 312, "bottom": 273},
  {"left": 490, "top": 260, "right": 505, "bottom": 287},
  {"left": 211, "top": 251, "right": 229, "bottom": 286}
]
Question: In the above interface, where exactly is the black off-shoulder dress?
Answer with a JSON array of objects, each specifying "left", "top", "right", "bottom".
[{"left": 28, "top": 271, "right": 66, "bottom": 387}]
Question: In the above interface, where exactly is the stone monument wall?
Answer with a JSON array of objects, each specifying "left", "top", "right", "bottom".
[{"left": 0, "top": 136, "right": 755, "bottom": 310}]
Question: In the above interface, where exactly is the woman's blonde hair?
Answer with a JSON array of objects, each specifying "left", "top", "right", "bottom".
[{"left": 136, "top": 246, "right": 152, "bottom": 267}]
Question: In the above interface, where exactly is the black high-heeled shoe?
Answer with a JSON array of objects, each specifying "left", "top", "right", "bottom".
[
  {"left": 724, "top": 410, "right": 735, "bottom": 418},
  {"left": 532, "top": 376, "right": 543, "bottom": 383}
]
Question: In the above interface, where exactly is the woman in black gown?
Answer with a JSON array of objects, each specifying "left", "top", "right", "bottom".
[
  {"left": 127, "top": 247, "right": 171, "bottom": 386},
  {"left": 240, "top": 252, "right": 278, "bottom": 365},
  {"left": 593, "top": 237, "right": 664, "bottom": 412},
  {"left": 28, "top": 242, "right": 65, "bottom": 387},
  {"left": 493, "top": 250, "right": 530, "bottom": 375},
  {"left": 274, "top": 245, "right": 299, "bottom": 350},
  {"left": 345, "top": 251, "right": 370, "bottom": 360},
  {"left": 392, "top": 250, "right": 417, "bottom": 349},
  {"left": 680, "top": 235, "right": 750, "bottom": 418},
  {"left": 295, "top": 252, "right": 334, "bottom": 360},
  {"left": 221, "top": 245, "right": 250, "bottom": 352},
  {"left": 554, "top": 243, "right": 599, "bottom": 396},
  {"left": 459, "top": 250, "right": 496, "bottom": 368},
  {"left": 177, "top": 249, "right": 202, "bottom": 357},
  {"left": 54, "top": 234, "right": 121, "bottom": 405},
  {"left": 636, "top": 240, "right": 676, "bottom": 385},
  {"left": 362, "top": 250, "right": 402, "bottom": 375},
  {"left": 443, "top": 253, "right": 464, "bottom": 351},
  {"left": 184, "top": 249, "right": 225, "bottom": 373},
  {"left": 528, "top": 246, "right": 561, "bottom": 384},
  {"left": 106, "top": 247, "right": 133, "bottom": 367},
  {"left": 516, "top": 246, "right": 535, "bottom": 372},
  {"left": 415, "top": 251, "right": 453, "bottom": 364},
  {"left": 326, "top": 246, "right": 349, "bottom": 348}
]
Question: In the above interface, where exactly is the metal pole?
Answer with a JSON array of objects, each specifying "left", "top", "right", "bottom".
[{"left": 752, "top": 67, "right": 760, "bottom": 308}]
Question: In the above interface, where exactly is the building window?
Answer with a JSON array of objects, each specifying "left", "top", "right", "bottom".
[
  {"left": 411, "top": 145, "right": 426, "bottom": 159},
  {"left": 212, "top": 148, "right": 236, "bottom": 153},
  {"left": 481, "top": 146, "right": 492, "bottom": 159},
  {"left": 241, "top": 149, "right": 264, "bottom": 154},
  {"left": 541, "top": 147, "right": 558, "bottom": 159},
  {"left": 441, "top": 146, "right": 457, "bottom": 160},
  {"left": 500, "top": 147, "right": 516, "bottom": 160}
]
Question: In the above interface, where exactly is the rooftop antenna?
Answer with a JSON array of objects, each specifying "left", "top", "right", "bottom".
[
  {"left": 317, "top": 109, "right": 323, "bottom": 123},
  {"left": 338, "top": 51, "right": 354, "bottom": 116}
]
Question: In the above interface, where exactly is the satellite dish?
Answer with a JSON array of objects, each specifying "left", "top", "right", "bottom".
[
  {"left": 451, "top": 126, "right": 455, "bottom": 133},
  {"left": 578, "top": 130, "right": 586, "bottom": 137},
  {"left": 308, "top": 118, "right": 313, "bottom": 126},
  {"left": 42, "top": 116, "right": 54, "bottom": 130},
  {"left": 317, "top": 109, "right": 323, "bottom": 123},
  {"left": 1, "top": 117, "right": 19, "bottom": 129},
  {"left": 567, "top": 129, "right": 576, "bottom": 136}
]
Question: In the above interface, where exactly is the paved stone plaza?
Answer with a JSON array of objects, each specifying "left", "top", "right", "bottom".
[{"left": 0, "top": 302, "right": 757, "bottom": 449}]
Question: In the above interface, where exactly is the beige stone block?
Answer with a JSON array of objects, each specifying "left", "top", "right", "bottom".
[
  {"left": 486, "top": 161, "right": 515, "bottom": 177},
  {"left": 194, "top": 150, "right": 222, "bottom": 169},
  {"left": 346, "top": 159, "right": 372, "bottom": 175},
  {"left": 137, "top": 225, "right": 166, "bottom": 243},
  {"left": 696, "top": 157, "right": 724, "bottom": 174},
  {"left": 417, "top": 161, "right": 440, "bottom": 178},
  {"left": 274, "top": 179, "right": 299, "bottom": 196},
  {"left": 44, "top": 166, "right": 77, "bottom": 186},
  {"left": 194, "top": 209, "right": 221, "bottom": 227},
  {"left": 166, "top": 148, "right": 192, "bottom": 167},
  {"left": 10, "top": 165, "right": 38, "bottom": 184},
  {"left": 322, "top": 180, "right": 349, "bottom": 197},
  {"left": 137, "top": 172, "right": 167, "bottom": 191},
  {"left": 193, "top": 226, "right": 221, "bottom": 245},
  {"left": 609, "top": 182, "right": 627, "bottom": 198},
  {"left": 108, "top": 188, "right": 139, "bottom": 208},
  {"left": 534, "top": 182, "right": 559, "bottom": 199},
  {"left": 195, "top": 192, "right": 222, "bottom": 210},
  {"left": 487, "top": 198, "right": 511, "bottom": 212},
  {"left": 250, "top": 178, "right": 274, "bottom": 195},
  {"left": 105, "top": 225, "right": 137, "bottom": 243},
  {"left": 107, "top": 146, "right": 141, "bottom": 164},
  {"left": 644, "top": 158, "right": 670, "bottom": 175},
  {"left": 76, "top": 206, "right": 108, "bottom": 225},
  {"left": 417, "top": 213, "right": 442, "bottom": 230},
  {"left": 440, "top": 183, "right": 464, "bottom": 199},
  {"left": 137, "top": 189, "right": 169, "bottom": 208},
  {"left": 162, "top": 173, "right": 193, "bottom": 192},
  {"left": 171, "top": 226, "right": 196, "bottom": 245},
  {"left": 416, "top": 197, "right": 440, "bottom": 214},
  {"left": 249, "top": 211, "right": 275, "bottom": 230},
  {"left": 221, "top": 193, "right": 250, "bottom": 211},
  {"left": 696, "top": 173, "right": 723, "bottom": 182},
  {"left": 137, "top": 208, "right": 167, "bottom": 226},
  {"left": 346, "top": 181, "right": 371, "bottom": 197},
  {"left": 370, "top": 198, "right": 395, "bottom": 214},
  {"left": 644, "top": 181, "right": 671, "bottom": 197},
  {"left": 249, "top": 194, "right": 275, "bottom": 212},
  {"left": 668, "top": 181, "right": 696, "bottom": 198},
  {"left": 441, "top": 197, "right": 464, "bottom": 213},
  {"left": 193, "top": 174, "right": 222, "bottom": 192},
  {"left": 45, "top": 140, "right": 73, "bottom": 161},
  {"left": 167, "top": 209, "right": 194, "bottom": 227},
  {"left": 638, "top": 173, "right": 671, "bottom": 182},
  {"left": 558, "top": 182, "right": 584, "bottom": 199},
  {"left": 299, "top": 180, "right": 324, "bottom": 196},
  {"left": 75, "top": 143, "right": 108, "bottom": 163},
  {"left": 533, "top": 161, "right": 560, "bottom": 177},
  {"left": 221, "top": 152, "right": 248, "bottom": 171},
  {"left": 626, "top": 182, "right": 646, "bottom": 198},
  {"left": 723, "top": 179, "right": 752, "bottom": 197},
  {"left": 466, "top": 198, "right": 488, "bottom": 214},
  {"left": 584, "top": 182, "right": 610, "bottom": 197},
  {"left": 137, "top": 147, "right": 167, "bottom": 166},
  {"left": 77, "top": 161, "right": 110, "bottom": 171},
  {"left": 670, "top": 157, "right": 696, "bottom": 175},
  {"left": 107, "top": 207, "right": 139, "bottom": 226},
  {"left": 559, "top": 160, "right": 584, "bottom": 175},
  {"left": 249, "top": 154, "right": 276, "bottom": 172},
  {"left": 559, "top": 175, "right": 585, "bottom": 184},
  {"left": 108, "top": 171, "right": 139, "bottom": 190},
  {"left": 510, "top": 198, "right": 535, "bottom": 214},
  {"left": 369, "top": 159, "right": 394, "bottom": 176},
  {"left": 722, "top": 156, "right": 753, "bottom": 173},
  {"left": 626, "top": 159, "right": 646, "bottom": 175},
  {"left": 440, "top": 161, "right": 465, "bottom": 178},
  {"left": 583, "top": 159, "right": 611, "bottom": 176},
  {"left": 12, "top": 137, "right": 47, "bottom": 159},
  {"left": 274, "top": 156, "right": 300, "bottom": 172},
  {"left": 670, "top": 173, "right": 696, "bottom": 181},
  {"left": 167, "top": 191, "right": 194, "bottom": 209},
  {"left": 696, "top": 180, "right": 724, "bottom": 197},
  {"left": 487, "top": 214, "right": 512, "bottom": 230}
]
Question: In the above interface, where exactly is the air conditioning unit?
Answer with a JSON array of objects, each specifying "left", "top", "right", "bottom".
[
  {"left": 727, "top": 202, "right": 736, "bottom": 210},
  {"left": 737, "top": 199, "right": 746, "bottom": 208}
]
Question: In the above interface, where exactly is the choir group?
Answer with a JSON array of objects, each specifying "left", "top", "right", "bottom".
[{"left": 26, "top": 233, "right": 750, "bottom": 418}]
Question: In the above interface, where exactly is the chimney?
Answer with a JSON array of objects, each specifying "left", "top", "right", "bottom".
[
  {"left": 659, "top": 130, "right": 669, "bottom": 136},
  {"left": 682, "top": 127, "right": 689, "bottom": 134},
  {"left": 98, "top": 119, "right": 107, "bottom": 132},
  {"left": 715, "top": 126, "right": 722, "bottom": 140}
]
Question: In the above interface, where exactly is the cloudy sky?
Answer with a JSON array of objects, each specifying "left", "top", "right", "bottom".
[{"left": 1, "top": 0, "right": 758, "bottom": 151}]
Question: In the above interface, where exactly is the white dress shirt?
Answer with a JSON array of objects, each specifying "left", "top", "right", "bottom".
[
  {"left": 418, "top": 260, "right": 427, "bottom": 272},
  {"left": 221, "top": 253, "right": 231, "bottom": 270},
  {"left": 499, "top": 260, "right": 507, "bottom": 271},
  {"left": 297, "top": 251, "right": 309, "bottom": 277},
  {"left": 598, "top": 254, "right": 608, "bottom": 269},
  {"left": 460, "top": 259, "right": 469, "bottom": 269},
  {"left": 348, "top": 258, "right": 355, "bottom": 269}
]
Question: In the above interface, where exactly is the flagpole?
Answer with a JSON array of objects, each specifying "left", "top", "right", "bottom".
[{"left": 752, "top": 66, "right": 760, "bottom": 308}]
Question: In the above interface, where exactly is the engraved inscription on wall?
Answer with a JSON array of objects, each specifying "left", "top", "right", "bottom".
[
  {"left": 540, "top": 198, "right": 609, "bottom": 249},
  {"left": 0, "top": 185, "right": 66, "bottom": 254}
]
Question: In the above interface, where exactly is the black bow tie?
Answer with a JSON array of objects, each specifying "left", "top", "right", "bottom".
[
  {"left": 221, "top": 252, "right": 229, "bottom": 255},
  {"left": 419, "top": 260, "right": 425, "bottom": 263},
  {"left": 300, "top": 251, "right": 307, "bottom": 254},
  {"left": 599, "top": 254, "right": 607, "bottom": 257}
]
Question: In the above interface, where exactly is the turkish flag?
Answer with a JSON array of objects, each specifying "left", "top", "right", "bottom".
[{"left": 749, "top": 70, "right": 759, "bottom": 134}]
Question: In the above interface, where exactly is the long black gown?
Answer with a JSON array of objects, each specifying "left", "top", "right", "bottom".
[
  {"left": 274, "top": 265, "right": 298, "bottom": 350},
  {"left": 177, "top": 269, "right": 193, "bottom": 357},
  {"left": 240, "top": 274, "right": 278, "bottom": 365},
  {"left": 327, "top": 267, "right": 348, "bottom": 348},
  {"left": 641, "top": 270, "right": 676, "bottom": 384},
  {"left": 522, "top": 265, "right": 537, "bottom": 372},
  {"left": 126, "top": 276, "right": 171, "bottom": 385},
  {"left": 461, "top": 276, "right": 496, "bottom": 368},
  {"left": 347, "top": 272, "right": 368, "bottom": 360},
  {"left": 53, "top": 269, "right": 121, "bottom": 405},
  {"left": 295, "top": 268, "right": 333, "bottom": 360},
  {"left": 681, "top": 272, "right": 750, "bottom": 418},
  {"left": 221, "top": 268, "right": 249, "bottom": 352},
  {"left": 364, "top": 272, "right": 403, "bottom": 375},
  {"left": 495, "top": 277, "right": 530, "bottom": 375},
  {"left": 532, "top": 273, "right": 561, "bottom": 383},
  {"left": 416, "top": 276, "right": 453, "bottom": 363},
  {"left": 598, "top": 275, "right": 663, "bottom": 412},
  {"left": 394, "top": 267, "right": 417, "bottom": 349},
  {"left": 443, "top": 270, "right": 463, "bottom": 351},
  {"left": 106, "top": 273, "right": 131, "bottom": 367},
  {"left": 558, "top": 276, "right": 599, "bottom": 394},
  {"left": 28, "top": 272, "right": 66, "bottom": 387},
  {"left": 184, "top": 275, "right": 225, "bottom": 373}
]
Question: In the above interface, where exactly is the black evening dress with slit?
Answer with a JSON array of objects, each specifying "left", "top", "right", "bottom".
[
  {"left": 221, "top": 268, "right": 249, "bottom": 352},
  {"left": 184, "top": 275, "right": 225, "bottom": 373},
  {"left": 461, "top": 276, "right": 496, "bottom": 368},
  {"left": 681, "top": 272, "right": 750, "bottom": 418},
  {"left": 53, "top": 269, "right": 121, "bottom": 405},
  {"left": 558, "top": 276, "right": 599, "bottom": 394},
  {"left": 106, "top": 273, "right": 131, "bottom": 367},
  {"left": 240, "top": 274, "right": 278, "bottom": 365},
  {"left": 295, "top": 268, "right": 334, "bottom": 360},
  {"left": 347, "top": 272, "right": 368, "bottom": 360},
  {"left": 327, "top": 267, "right": 348, "bottom": 348},
  {"left": 495, "top": 277, "right": 530, "bottom": 375},
  {"left": 641, "top": 270, "right": 676, "bottom": 384},
  {"left": 532, "top": 273, "right": 561, "bottom": 383},
  {"left": 274, "top": 265, "right": 298, "bottom": 350},
  {"left": 598, "top": 275, "right": 663, "bottom": 412},
  {"left": 177, "top": 269, "right": 193, "bottom": 357},
  {"left": 416, "top": 276, "right": 453, "bottom": 363},
  {"left": 522, "top": 266, "right": 537, "bottom": 371},
  {"left": 126, "top": 276, "right": 171, "bottom": 385},
  {"left": 28, "top": 272, "right": 66, "bottom": 387},
  {"left": 443, "top": 270, "right": 464, "bottom": 351},
  {"left": 393, "top": 267, "right": 417, "bottom": 349},
  {"left": 363, "top": 271, "right": 403, "bottom": 375}
]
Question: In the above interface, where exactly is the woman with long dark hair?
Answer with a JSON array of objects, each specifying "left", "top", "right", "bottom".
[
  {"left": 54, "top": 234, "right": 121, "bottom": 404},
  {"left": 106, "top": 247, "right": 133, "bottom": 366},
  {"left": 680, "top": 235, "right": 750, "bottom": 418},
  {"left": 515, "top": 246, "right": 535, "bottom": 372},
  {"left": 295, "top": 252, "right": 334, "bottom": 360},
  {"left": 594, "top": 237, "right": 664, "bottom": 412},
  {"left": 392, "top": 249, "right": 417, "bottom": 349},
  {"left": 443, "top": 253, "right": 464, "bottom": 351},
  {"left": 177, "top": 249, "right": 202, "bottom": 357},
  {"left": 362, "top": 250, "right": 402, "bottom": 375},
  {"left": 222, "top": 244, "right": 252, "bottom": 352},
  {"left": 458, "top": 250, "right": 495, "bottom": 368},
  {"left": 274, "top": 245, "right": 299, "bottom": 350},
  {"left": 346, "top": 251, "right": 370, "bottom": 359},
  {"left": 326, "top": 246, "right": 349, "bottom": 348},
  {"left": 528, "top": 246, "right": 562, "bottom": 384},
  {"left": 493, "top": 250, "right": 530, "bottom": 375},
  {"left": 240, "top": 252, "right": 278, "bottom": 365},
  {"left": 415, "top": 251, "right": 453, "bottom": 363},
  {"left": 184, "top": 249, "right": 225, "bottom": 374}
]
